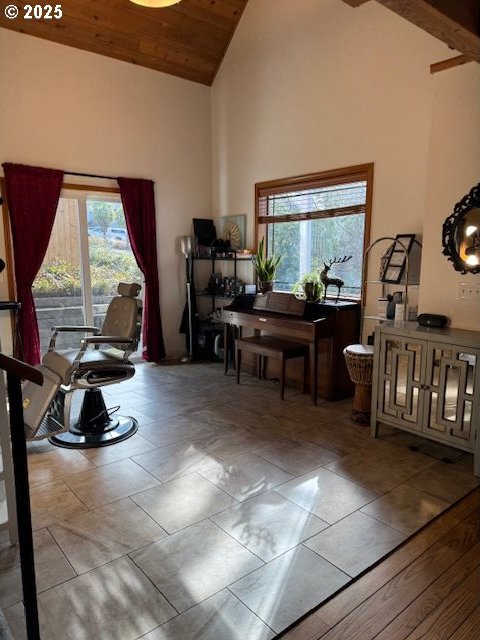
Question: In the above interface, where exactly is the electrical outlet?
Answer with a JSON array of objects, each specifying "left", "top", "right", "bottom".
[{"left": 458, "top": 282, "right": 480, "bottom": 301}]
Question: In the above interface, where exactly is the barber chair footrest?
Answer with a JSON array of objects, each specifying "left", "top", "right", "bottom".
[
  {"left": 26, "top": 413, "right": 65, "bottom": 441},
  {"left": 23, "top": 365, "right": 63, "bottom": 438}
]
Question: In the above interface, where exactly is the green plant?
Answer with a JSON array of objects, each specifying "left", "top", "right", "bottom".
[
  {"left": 292, "top": 266, "right": 324, "bottom": 301},
  {"left": 34, "top": 243, "right": 142, "bottom": 298},
  {"left": 252, "top": 237, "right": 281, "bottom": 282},
  {"left": 34, "top": 259, "right": 82, "bottom": 297}
]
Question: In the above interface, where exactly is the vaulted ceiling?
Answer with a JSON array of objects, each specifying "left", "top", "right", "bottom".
[
  {"left": 342, "top": 0, "right": 480, "bottom": 63},
  {"left": 0, "top": 0, "right": 248, "bottom": 85},
  {"left": 0, "top": 1, "right": 478, "bottom": 86}
]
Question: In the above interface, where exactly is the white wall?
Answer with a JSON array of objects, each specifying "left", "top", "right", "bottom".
[
  {"left": 419, "top": 63, "right": 480, "bottom": 329},
  {"left": 211, "top": 0, "right": 480, "bottom": 331},
  {"left": 0, "top": 28, "right": 212, "bottom": 356},
  {"left": 1, "top": 0, "right": 479, "bottom": 357}
]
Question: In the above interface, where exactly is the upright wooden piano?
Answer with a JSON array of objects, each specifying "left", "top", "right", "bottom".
[{"left": 223, "top": 293, "right": 360, "bottom": 402}]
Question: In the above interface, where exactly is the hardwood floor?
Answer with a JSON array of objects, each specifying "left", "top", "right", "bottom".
[{"left": 281, "top": 487, "right": 480, "bottom": 640}]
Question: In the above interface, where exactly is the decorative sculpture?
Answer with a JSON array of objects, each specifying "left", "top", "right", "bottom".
[{"left": 320, "top": 255, "right": 352, "bottom": 302}]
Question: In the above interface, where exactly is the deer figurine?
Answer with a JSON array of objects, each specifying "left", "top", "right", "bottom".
[{"left": 320, "top": 255, "right": 352, "bottom": 302}]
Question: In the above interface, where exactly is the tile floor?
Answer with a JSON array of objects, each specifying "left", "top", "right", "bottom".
[{"left": 1, "top": 362, "right": 479, "bottom": 640}]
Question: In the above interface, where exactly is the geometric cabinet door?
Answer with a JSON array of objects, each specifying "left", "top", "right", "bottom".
[
  {"left": 423, "top": 344, "right": 479, "bottom": 448},
  {"left": 376, "top": 335, "right": 427, "bottom": 430}
]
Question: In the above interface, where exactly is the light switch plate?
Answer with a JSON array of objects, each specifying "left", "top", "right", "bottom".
[{"left": 458, "top": 282, "right": 480, "bottom": 301}]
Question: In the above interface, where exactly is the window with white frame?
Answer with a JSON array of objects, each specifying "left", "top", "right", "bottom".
[
  {"left": 256, "top": 164, "right": 373, "bottom": 298},
  {"left": 33, "top": 188, "right": 143, "bottom": 354}
]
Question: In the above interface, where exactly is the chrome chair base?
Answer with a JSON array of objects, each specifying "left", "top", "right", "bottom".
[
  {"left": 50, "top": 414, "right": 138, "bottom": 449},
  {"left": 49, "top": 387, "right": 137, "bottom": 449}
]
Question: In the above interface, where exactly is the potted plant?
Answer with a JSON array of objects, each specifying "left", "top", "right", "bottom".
[
  {"left": 252, "top": 237, "right": 281, "bottom": 294},
  {"left": 292, "top": 266, "right": 324, "bottom": 302}
]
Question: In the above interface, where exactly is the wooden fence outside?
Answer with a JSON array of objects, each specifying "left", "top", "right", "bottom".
[{"left": 43, "top": 198, "right": 81, "bottom": 267}]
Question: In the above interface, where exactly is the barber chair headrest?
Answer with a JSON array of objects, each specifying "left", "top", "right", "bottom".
[{"left": 118, "top": 282, "right": 141, "bottom": 298}]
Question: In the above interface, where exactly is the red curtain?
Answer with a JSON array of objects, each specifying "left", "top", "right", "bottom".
[
  {"left": 117, "top": 177, "right": 165, "bottom": 362},
  {"left": 3, "top": 163, "right": 64, "bottom": 365}
]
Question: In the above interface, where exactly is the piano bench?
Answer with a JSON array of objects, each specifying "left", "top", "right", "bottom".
[{"left": 235, "top": 335, "right": 308, "bottom": 400}]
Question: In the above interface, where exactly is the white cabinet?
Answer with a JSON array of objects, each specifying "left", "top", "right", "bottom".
[{"left": 371, "top": 322, "right": 480, "bottom": 476}]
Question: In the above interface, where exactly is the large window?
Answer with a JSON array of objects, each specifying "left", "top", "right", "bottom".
[
  {"left": 256, "top": 164, "right": 373, "bottom": 298},
  {"left": 33, "top": 189, "right": 143, "bottom": 354}
]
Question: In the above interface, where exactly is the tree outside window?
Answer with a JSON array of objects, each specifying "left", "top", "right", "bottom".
[{"left": 256, "top": 165, "right": 373, "bottom": 299}]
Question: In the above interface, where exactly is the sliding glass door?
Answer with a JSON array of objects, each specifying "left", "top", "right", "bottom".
[{"left": 33, "top": 190, "right": 143, "bottom": 354}]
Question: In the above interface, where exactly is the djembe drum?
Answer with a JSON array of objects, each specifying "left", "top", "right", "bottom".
[{"left": 343, "top": 344, "right": 375, "bottom": 424}]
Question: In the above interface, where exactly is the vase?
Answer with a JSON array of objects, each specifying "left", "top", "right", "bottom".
[
  {"left": 304, "top": 282, "right": 321, "bottom": 302},
  {"left": 304, "top": 282, "right": 315, "bottom": 301},
  {"left": 258, "top": 281, "right": 273, "bottom": 294}
]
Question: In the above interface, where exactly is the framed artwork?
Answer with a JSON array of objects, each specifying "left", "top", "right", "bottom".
[
  {"left": 219, "top": 214, "right": 246, "bottom": 250},
  {"left": 381, "top": 234, "right": 415, "bottom": 283}
]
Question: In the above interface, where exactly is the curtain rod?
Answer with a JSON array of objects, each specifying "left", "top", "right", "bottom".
[{"left": 64, "top": 170, "right": 118, "bottom": 181}]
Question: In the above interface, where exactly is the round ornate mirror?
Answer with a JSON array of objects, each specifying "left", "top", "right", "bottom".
[{"left": 442, "top": 183, "right": 480, "bottom": 274}]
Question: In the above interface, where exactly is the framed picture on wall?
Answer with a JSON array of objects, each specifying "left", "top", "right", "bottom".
[
  {"left": 219, "top": 214, "right": 246, "bottom": 250},
  {"left": 381, "top": 233, "right": 415, "bottom": 283}
]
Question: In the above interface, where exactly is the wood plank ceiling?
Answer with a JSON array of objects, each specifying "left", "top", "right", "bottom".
[
  {"left": 1, "top": 1, "right": 478, "bottom": 85},
  {"left": 0, "top": 0, "right": 248, "bottom": 85}
]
